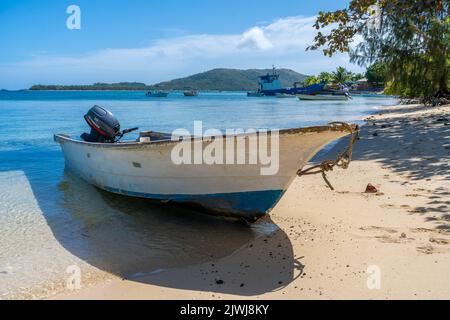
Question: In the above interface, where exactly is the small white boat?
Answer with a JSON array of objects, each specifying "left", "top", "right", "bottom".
[
  {"left": 55, "top": 106, "right": 358, "bottom": 222},
  {"left": 297, "top": 93, "right": 351, "bottom": 101},
  {"left": 56, "top": 130, "right": 357, "bottom": 221},
  {"left": 247, "top": 91, "right": 264, "bottom": 97},
  {"left": 146, "top": 91, "right": 169, "bottom": 98},
  {"left": 276, "top": 93, "right": 296, "bottom": 98}
]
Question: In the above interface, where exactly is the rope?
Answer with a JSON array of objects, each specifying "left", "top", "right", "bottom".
[{"left": 296, "top": 122, "right": 359, "bottom": 191}]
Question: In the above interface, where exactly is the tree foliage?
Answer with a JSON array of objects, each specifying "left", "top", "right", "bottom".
[
  {"left": 307, "top": 0, "right": 449, "bottom": 98},
  {"left": 351, "top": 73, "right": 365, "bottom": 81},
  {"left": 365, "top": 61, "right": 388, "bottom": 83},
  {"left": 332, "top": 66, "right": 352, "bottom": 84},
  {"left": 318, "top": 71, "right": 334, "bottom": 83},
  {"left": 304, "top": 76, "right": 322, "bottom": 85},
  {"left": 305, "top": 67, "right": 360, "bottom": 85}
]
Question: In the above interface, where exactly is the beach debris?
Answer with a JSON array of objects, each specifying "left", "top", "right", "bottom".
[
  {"left": 365, "top": 184, "right": 378, "bottom": 193},
  {"left": 429, "top": 238, "right": 449, "bottom": 245},
  {"left": 417, "top": 245, "right": 435, "bottom": 255},
  {"left": 400, "top": 233, "right": 407, "bottom": 239}
]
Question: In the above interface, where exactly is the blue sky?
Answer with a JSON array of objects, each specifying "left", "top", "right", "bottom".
[{"left": 0, "top": 0, "right": 359, "bottom": 89}]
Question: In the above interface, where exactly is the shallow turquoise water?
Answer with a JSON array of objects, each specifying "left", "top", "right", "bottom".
[{"left": 0, "top": 90, "right": 397, "bottom": 299}]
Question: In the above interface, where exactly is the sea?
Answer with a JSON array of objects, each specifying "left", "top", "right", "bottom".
[{"left": 0, "top": 90, "right": 397, "bottom": 299}]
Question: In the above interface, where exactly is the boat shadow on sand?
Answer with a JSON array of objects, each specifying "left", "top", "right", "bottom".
[{"left": 50, "top": 170, "right": 302, "bottom": 296}]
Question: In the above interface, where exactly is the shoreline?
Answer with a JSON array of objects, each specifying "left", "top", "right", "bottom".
[{"left": 53, "top": 103, "right": 449, "bottom": 300}]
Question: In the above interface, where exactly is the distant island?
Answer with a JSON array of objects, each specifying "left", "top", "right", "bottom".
[
  {"left": 147, "top": 68, "right": 309, "bottom": 91},
  {"left": 29, "top": 82, "right": 151, "bottom": 91},
  {"left": 29, "top": 68, "right": 309, "bottom": 91}
]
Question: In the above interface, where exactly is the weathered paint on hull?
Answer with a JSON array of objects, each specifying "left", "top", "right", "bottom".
[
  {"left": 55, "top": 124, "right": 356, "bottom": 220},
  {"left": 103, "top": 186, "right": 284, "bottom": 220}
]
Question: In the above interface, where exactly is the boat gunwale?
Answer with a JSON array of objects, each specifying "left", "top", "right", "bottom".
[{"left": 54, "top": 123, "right": 358, "bottom": 149}]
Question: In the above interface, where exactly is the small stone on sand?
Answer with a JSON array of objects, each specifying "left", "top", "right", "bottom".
[{"left": 365, "top": 183, "right": 378, "bottom": 193}]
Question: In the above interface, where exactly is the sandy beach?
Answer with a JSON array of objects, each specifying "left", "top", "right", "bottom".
[{"left": 55, "top": 103, "right": 450, "bottom": 300}]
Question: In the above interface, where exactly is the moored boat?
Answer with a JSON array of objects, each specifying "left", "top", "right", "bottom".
[
  {"left": 247, "top": 91, "right": 264, "bottom": 97},
  {"left": 276, "top": 93, "right": 296, "bottom": 98},
  {"left": 297, "top": 93, "right": 351, "bottom": 101},
  {"left": 146, "top": 90, "right": 169, "bottom": 97},
  {"left": 55, "top": 106, "right": 358, "bottom": 222},
  {"left": 183, "top": 88, "right": 199, "bottom": 96},
  {"left": 256, "top": 66, "right": 325, "bottom": 96}
]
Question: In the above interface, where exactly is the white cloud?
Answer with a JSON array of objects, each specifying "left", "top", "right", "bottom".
[
  {"left": 0, "top": 16, "right": 363, "bottom": 89},
  {"left": 237, "top": 27, "right": 273, "bottom": 50}
]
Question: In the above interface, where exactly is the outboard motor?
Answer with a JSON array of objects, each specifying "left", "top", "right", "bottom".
[{"left": 81, "top": 105, "right": 138, "bottom": 143}]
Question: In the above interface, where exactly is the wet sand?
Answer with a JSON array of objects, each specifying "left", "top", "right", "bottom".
[{"left": 55, "top": 104, "right": 450, "bottom": 300}]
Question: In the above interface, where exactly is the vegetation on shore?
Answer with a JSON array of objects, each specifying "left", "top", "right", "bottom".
[
  {"left": 30, "top": 82, "right": 151, "bottom": 91},
  {"left": 303, "top": 65, "right": 386, "bottom": 92},
  {"left": 308, "top": 0, "right": 449, "bottom": 101},
  {"left": 304, "top": 66, "right": 367, "bottom": 86}
]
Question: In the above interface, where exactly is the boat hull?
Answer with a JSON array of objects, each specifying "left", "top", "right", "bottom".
[
  {"left": 146, "top": 92, "right": 169, "bottom": 97},
  {"left": 262, "top": 83, "right": 325, "bottom": 96},
  {"left": 276, "top": 93, "right": 296, "bottom": 98},
  {"left": 297, "top": 94, "right": 349, "bottom": 101},
  {"left": 55, "top": 125, "right": 355, "bottom": 220},
  {"left": 247, "top": 92, "right": 264, "bottom": 97}
]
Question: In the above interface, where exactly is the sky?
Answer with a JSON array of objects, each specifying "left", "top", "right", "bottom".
[{"left": 0, "top": 0, "right": 361, "bottom": 89}]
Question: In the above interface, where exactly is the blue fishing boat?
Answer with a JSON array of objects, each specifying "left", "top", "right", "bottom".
[
  {"left": 247, "top": 91, "right": 265, "bottom": 97},
  {"left": 257, "top": 67, "right": 325, "bottom": 96}
]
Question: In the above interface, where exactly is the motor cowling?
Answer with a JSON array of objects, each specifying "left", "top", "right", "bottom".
[{"left": 81, "top": 105, "right": 121, "bottom": 143}]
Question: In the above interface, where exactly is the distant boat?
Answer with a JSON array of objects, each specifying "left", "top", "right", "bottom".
[
  {"left": 297, "top": 93, "right": 351, "bottom": 101},
  {"left": 146, "top": 91, "right": 169, "bottom": 97},
  {"left": 247, "top": 91, "right": 264, "bottom": 97},
  {"left": 257, "top": 66, "right": 326, "bottom": 96},
  {"left": 276, "top": 93, "right": 296, "bottom": 98},
  {"left": 183, "top": 89, "right": 199, "bottom": 97}
]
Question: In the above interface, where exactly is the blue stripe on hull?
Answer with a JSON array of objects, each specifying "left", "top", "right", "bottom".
[
  {"left": 103, "top": 186, "right": 285, "bottom": 219},
  {"left": 262, "top": 83, "right": 325, "bottom": 96}
]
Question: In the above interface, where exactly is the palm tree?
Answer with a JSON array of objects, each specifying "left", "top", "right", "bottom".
[
  {"left": 331, "top": 67, "right": 351, "bottom": 85},
  {"left": 318, "top": 72, "right": 333, "bottom": 83}
]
